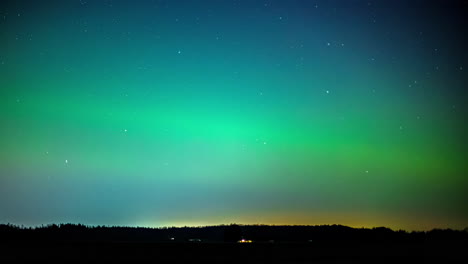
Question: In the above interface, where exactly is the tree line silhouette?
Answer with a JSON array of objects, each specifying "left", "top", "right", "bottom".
[{"left": 1, "top": 223, "right": 467, "bottom": 244}]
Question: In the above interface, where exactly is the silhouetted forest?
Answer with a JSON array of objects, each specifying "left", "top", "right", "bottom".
[
  {"left": 1, "top": 223, "right": 467, "bottom": 243},
  {"left": 1, "top": 224, "right": 467, "bottom": 262}
]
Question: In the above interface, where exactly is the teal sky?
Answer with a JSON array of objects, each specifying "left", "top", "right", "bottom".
[{"left": 1, "top": 0, "right": 467, "bottom": 230}]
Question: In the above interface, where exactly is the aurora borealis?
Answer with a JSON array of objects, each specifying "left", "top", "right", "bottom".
[{"left": 1, "top": 0, "right": 466, "bottom": 231}]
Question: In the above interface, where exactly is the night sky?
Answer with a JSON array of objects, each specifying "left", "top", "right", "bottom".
[{"left": 1, "top": 0, "right": 467, "bottom": 231}]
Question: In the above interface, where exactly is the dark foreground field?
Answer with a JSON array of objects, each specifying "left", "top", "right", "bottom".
[
  {"left": 2, "top": 240, "right": 467, "bottom": 263},
  {"left": 1, "top": 224, "right": 467, "bottom": 263}
]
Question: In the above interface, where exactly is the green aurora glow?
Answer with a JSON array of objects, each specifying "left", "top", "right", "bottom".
[{"left": 0, "top": 0, "right": 466, "bottom": 230}]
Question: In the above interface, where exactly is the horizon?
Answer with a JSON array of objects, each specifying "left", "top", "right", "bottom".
[
  {"left": 2, "top": 222, "right": 467, "bottom": 233},
  {"left": 1, "top": 0, "right": 467, "bottom": 231},
  {"left": 2, "top": 221, "right": 466, "bottom": 233}
]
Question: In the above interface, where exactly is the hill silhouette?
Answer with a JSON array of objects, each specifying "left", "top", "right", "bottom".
[
  {"left": 1, "top": 223, "right": 467, "bottom": 243},
  {"left": 1, "top": 223, "right": 467, "bottom": 262}
]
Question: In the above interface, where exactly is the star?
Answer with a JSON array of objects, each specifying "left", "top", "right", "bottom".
[
  {"left": 65, "top": 159, "right": 68, "bottom": 164},
  {"left": 326, "top": 90, "right": 330, "bottom": 94},
  {"left": 177, "top": 50, "right": 181, "bottom": 54}
]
